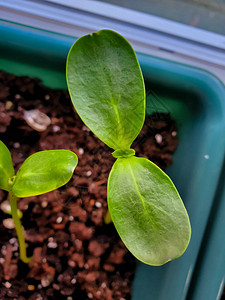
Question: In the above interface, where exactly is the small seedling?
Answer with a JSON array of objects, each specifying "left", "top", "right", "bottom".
[
  {"left": 66, "top": 30, "right": 191, "bottom": 266},
  {"left": 0, "top": 140, "right": 77, "bottom": 263}
]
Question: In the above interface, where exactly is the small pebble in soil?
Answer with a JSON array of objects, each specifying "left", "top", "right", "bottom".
[
  {"left": 0, "top": 258, "right": 5, "bottom": 264},
  {"left": 41, "top": 200, "right": 48, "bottom": 208},
  {"left": 171, "top": 131, "right": 177, "bottom": 137},
  {"left": 5, "top": 281, "right": 12, "bottom": 288},
  {"left": 69, "top": 216, "right": 74, "bottom": 221},
  {"left": 47, "top": 241, "right": 58, "bottom": 249},
  {"left": 78, "top": 148, "right": 84, "bottom": 155},
  {"left": 56, "top": 216, "right": 63, "bottom": 224},
  {"left": 87, "top": 292, "right": 93, "bottom": 299},
  {"left": 0, "top": 200, "right": 11, "bottom": 213},
  {"left": 52, "top": 125, "right": 60, "bottom": 132},
  {"left": 155, "top": 133, "right": 163, "bottom": 144},
  {"left": 3, "top": 218, "right": 15, "bottom": 229},
  {"left": 13, "top": 142, "right": 20, "bottom": 149},
  {"left": 1, "top": 245, "right": 7, "bottom": 255},
  {"left": 71, "top": 278, "right": 76, "bottom": 284},
  {"left": 82, "top": 126, "right": 90, "bottom": 132},
  {"left": 95, "top": 201, "right": 102, "bottom": 208},
  {"left": 14, "top": 94, "right": 21, "bottom": 100},
  {"left": 86, "top": 170, "right": 92, "bottom": 177},
  {"left": 44, "top": 94, "right": 50, "bottom": 100}
]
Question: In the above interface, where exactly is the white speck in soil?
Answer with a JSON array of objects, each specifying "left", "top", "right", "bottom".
[
  {"left": 9, "top": 238, "right": 17, "bottom": 245},
  {"left": 78, "top": 148, "right": 84, "bottom": 155},
  {"left": 155, "top": 134, "right": 163, "bottom": 144},
  {"left": 171, "top": 131, "right": 177, "bottom": 137},
  {"left": 48, "top": 241, "right": 58, "bottom": 249},
  {"left": 0, "top": 258, "right": 5, "bottom": 264},
  {"left": 56, "top": 216, "right": 63, "bottom": 224},
  {"left": 101, "top": 282, "right": 107, "bottom": 289},
  {"left": 82, "top": 126, "right": 90, "bottom": 132},
  {"left": 68, "top": 260, "right": 76, "bottom": 268},
  {"left": 13, "top": 142, "right": 20, "bottom": 149},
  {"left": 69, "top": 215, "right": 74, "bottom": 221},
  {"left": 15, "top": 94, "right": 21, "bottom": 100},
  {"left": 5, "top": 282, "right": 12, "bottom": 289},
  {"left": 44, "top": 94, "right": 50, "bottom": 100},
  {"left": 0, "top": 200, "right": 11, "bottom": 213},
  {"left": 204, "top": 154, "right": 210, "bottom": 159},
  {"left": 41, "top": 200, "right": 48, "bottom": 208},
  {"left": 86, "top": 170, "right": 92, "bottom": 177},
  {"left": 71, "top": 278, "right": 76, "bottom": 284},
  {"left": 3, "top": 218, "right": 15, "bottom": 229},
  {"left": 87, "top": 293, "right": 93, "bottom": 299},
  {"left": 41, "top": 277, "right": 50, "bottom": 287},
  {"left": 95, "top": 201, "right": 102, "bottom": 208},
  {"left": 52, "top": 124, "right": 60, "bottom": 132}
]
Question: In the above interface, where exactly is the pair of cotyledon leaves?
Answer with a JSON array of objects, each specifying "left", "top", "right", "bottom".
[
  {"left": 0, "top": 140, "right": 77, "bottom": 197},
  {"left": 66, "top": 29, "right": 191, "bottom": 266}
]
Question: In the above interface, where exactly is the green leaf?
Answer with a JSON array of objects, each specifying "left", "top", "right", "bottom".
[
  {"left": 0, "top": 141, "right": 15, "bottom": 191},
  {"left": 12, "top": 150, "right": 78, "bottom": 197},
  {"left": 108, "top": 156, "right": 191, "bottom": 266},
  {"left": 66, "top": 29, "right": 145, "bottom": 150}
]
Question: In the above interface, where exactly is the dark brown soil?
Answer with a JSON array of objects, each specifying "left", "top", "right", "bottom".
[{"left": 0, "top": 70, "right": 178, "bottom": 300}]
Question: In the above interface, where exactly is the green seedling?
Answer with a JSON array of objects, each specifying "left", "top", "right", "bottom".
[
  {"left": 0, "top": 140, "right": 77, "bottom": 263},
  {"left": 66, "top": 30, "right": 191, "bottom": 266}
]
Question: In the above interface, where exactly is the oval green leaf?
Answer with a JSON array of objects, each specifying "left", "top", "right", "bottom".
[
  {"left": 0, "top": 140, "right": 15, "bottom": 191},
  {"left": 12, "top": 150, "right": 78, "bottom": 197},
  {"left": 66, "top": 29, "right": 145, "bottom": 150},
  {"left": 108, "top": 156, "right": 191, "bottom": 266}
]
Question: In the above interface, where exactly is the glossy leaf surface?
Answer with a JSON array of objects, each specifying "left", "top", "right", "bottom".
[
  {"left": 66, "top": 29, "right": 145, "bottom": 150},
  {"left": 0, "top": 141, "right": 15, "bottom": 191},
  {"left": 108, "top": 156, "right": 191, "bottom": 266},
  {"left": 12, "top": 150, "right": 78, "bottom": 197}
]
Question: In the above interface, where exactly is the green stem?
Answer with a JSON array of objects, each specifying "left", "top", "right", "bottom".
[{"left": 9, "top": 191, "right": 31, "bottom": 263}]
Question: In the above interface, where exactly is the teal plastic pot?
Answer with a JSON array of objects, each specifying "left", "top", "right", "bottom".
[{"left": 1, "top": 21, "right": 225, "bottom": 300}]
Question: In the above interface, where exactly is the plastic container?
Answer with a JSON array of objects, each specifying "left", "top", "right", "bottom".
[{"left": 1, "top": 21, "right": 225, "bottom": 300}]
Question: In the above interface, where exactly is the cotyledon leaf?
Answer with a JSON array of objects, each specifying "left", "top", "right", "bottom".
[
  {"left": 0, "top": 140, "right": 15, "bottom": 191},
  {"left": 12, "top": 150, "right": 78, "bottom": 197},
  {"left": 108, "top": 156, "right": 191, "bottom": 266},
  {"left": 66, "top": 29, "right": 145, "bottom": 150}
]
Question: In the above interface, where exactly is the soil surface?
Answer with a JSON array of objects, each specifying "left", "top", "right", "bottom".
[{"left": 0, "top": 70, "right": 178, "bottom": 300}]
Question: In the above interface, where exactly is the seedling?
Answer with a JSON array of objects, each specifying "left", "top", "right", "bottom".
[
  {"left": 0, "top": 140, "right": 77, "bottom": 263},
  {"left": 66, "top": 30, "right": 191, "bottom": 266}
]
